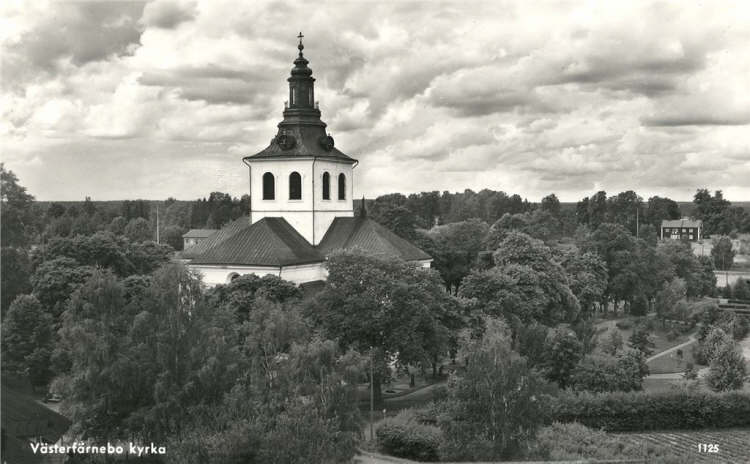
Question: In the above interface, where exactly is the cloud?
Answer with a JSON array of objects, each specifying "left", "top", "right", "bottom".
[
  {"left": 2, "top": 0, "right": 749, "bottom": 203},
  {"left": 1, "top": 1, "right": 145, "bottom": 88},
  {"left": 140, "top": 0, "right": 196, "bottom": 29}
]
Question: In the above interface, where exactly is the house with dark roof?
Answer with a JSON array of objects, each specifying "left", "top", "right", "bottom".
[
  {"left": 182, "top": 228, "right": 218, "bottom": 250},
  {"left": 660, "top": 218, "right": 702, "bottom": 241},
  {"left": 184, "top": 36, "right": 431, "bottom": 285}
]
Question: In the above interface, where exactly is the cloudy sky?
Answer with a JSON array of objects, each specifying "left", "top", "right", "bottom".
[{"left": 2, "top": 0, "right": 749, "bottom": 202}]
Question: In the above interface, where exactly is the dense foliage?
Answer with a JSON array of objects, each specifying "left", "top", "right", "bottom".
[
  {"left": 376, "top": 409, "right": 442, "bottom": 461},
  {"left": 551, "top": 391, "right": 750, "bottom": 431}
]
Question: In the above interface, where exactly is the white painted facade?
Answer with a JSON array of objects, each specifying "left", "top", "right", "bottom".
[
  {"left": 191, "top": 262, "right": 328, "bottom": 286},
  {"left": 246, "top": 157, "right": 355, "bottom": 245},
  {"left": 191, "top": 259, "right": 432, "bottom": 287}
]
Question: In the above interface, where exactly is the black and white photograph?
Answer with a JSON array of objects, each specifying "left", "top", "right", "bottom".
[{"left": 2, "top": 1, "right": 750, "bottom": 463}]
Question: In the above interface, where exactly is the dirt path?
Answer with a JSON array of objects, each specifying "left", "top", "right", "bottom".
[{"left": 645, "top": 336, "right": 696, "bottom": 363}]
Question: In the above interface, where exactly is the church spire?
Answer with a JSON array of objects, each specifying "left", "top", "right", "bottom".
[{"left": 286, "top": 31, "right": 317, "bottom": 116}]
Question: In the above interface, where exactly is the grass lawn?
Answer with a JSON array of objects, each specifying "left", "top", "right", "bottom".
[
  {"left": 595, "top": 316, "right": 692, "bottom": 357},
  {"left": 647, "top": 339, "right": 706, "bottom": 374}
]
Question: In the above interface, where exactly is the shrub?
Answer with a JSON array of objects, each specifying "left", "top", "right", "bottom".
[
  {"left": 376, "top": 409, "right": 442, "bottom": 461},
  {"left": 531, "top": 422, "right": 683, "bottom": 462},
  {"left": 550, "top": 390, "right": 750, "bottom": 431},
  {"left": 615, "top": 320, "right": 632, "bottom": 330}
]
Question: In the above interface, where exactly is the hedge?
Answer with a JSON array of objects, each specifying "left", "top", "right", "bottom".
[
  {"left": 550, "top": 390, "right": 750, "bottom": 431},
  {"left": 375, "top": 409, "right": 443, "bottom": 461}
]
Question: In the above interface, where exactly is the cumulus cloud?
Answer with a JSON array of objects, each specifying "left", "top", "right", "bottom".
[
  {"left": 140, "top": 0, "right": 196, "bottom": 29},
  {"left": 1, "top": 0, "right": 749, "bottom": 202}
]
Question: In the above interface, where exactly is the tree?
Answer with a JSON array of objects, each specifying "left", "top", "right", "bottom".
[
  {"left": 378, "top": 206, "right": 418, "bottom": 240},
  {"left": 207, "top": 273, "right": 302, "bottom": 319},
  {"left": 600, "top": 329, "right": 623, "bottom": 355},
  {"left": 581, "top": 223, "right": 640, "bottom": 308},
  {"left": 440, "top": 318, "right": 549, "bottom": 460},
  {"left": 423, "top": 218, "right": 489, "bottom": 293},
  {"left": 1, "top": 164, "right": 36, "bottom": 247},
  {"left": 310, "top": 250, "right": 458, "bottom": 405},
  {"left": 644, "top": 196, "right": 681, "bottom": 228},
  {"left": 1, "top": 247, "right": 31, "bottom": 317},
  {"left": 162, "top": 225, "right": 186, "bottom": 251},
  {"left": 540, "top": 193, "right": 561, "bottom": 217},
  {"left": 606, "top": 190, "right": 643, "bottom": 235},
  {"left": 517, "top": 322, "right": 549, "bottom": 367},
  {"left": 705, "top": 341, "right": 746, "bottom": 392},
  {"left": 712, "top": 236, "right": 735, "bottom": 270},
  {"left": 628, "top": 325, "right": 655, "bottom": 357},
  {"left": 30, "top": 257, "right": 96, "bottom": 318},
  {"left": 570, "top": 349, "right": 647, "bottom": 393},
  {"left": 493, "top": 232, "right": 580, "bottom": 322},
  {"left": 108, "top": 216, "right": 128, "bottom": 235},
  {"left": 655, "top": 278, "right": 687, "bottom": 324},
  {"left": 1, "top": 295, "right": 54, "bottom": 386},
  {"left": 657, "top": 239, "right": 712, "bottom": 298},
  {"left": 693, "top": 189, "right": 732, "bottom": 235},
  {"left": 541, "top": 328, "right": 583, "bottom": 388},
  {"left": 562, "top": 250, "right": 608, "bottom": 317},
  {"left": 733, "top": 278, "right": 750, "bottom": 301},
  {"left": 124, "top": 217, "right": 153, "bottom": 242}
]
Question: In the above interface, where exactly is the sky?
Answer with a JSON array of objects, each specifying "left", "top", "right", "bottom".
[{"left": 1, "top": 0, "right": 749, "bottom": 202}]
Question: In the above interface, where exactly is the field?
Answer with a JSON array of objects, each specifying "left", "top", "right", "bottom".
[{"left": 619, "top": 429, "right": 750, "bottom": 463}]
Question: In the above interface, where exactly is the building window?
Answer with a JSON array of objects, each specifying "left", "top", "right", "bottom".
[
  {"left": 262, "top": 172, "right": 275, "bottom": 200},
  {"left": 338, "top": 173, "right": 346, "bottom": 200},
  {"left": 322, "top": 172, "right": 330, "bottom": 200},
  {"left": 289, "top": 172, "right": 302, "bottom": 200},
  {"left": 308, "top": 87, "right": 313, "bottom": 105}
]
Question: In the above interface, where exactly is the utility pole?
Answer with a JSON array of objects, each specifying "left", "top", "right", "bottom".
[
  {"left": 156, "top": 204, "right": 160, "bottom": 244},
  {"left": 370, "top": 347, "right": 374, "bottom": 441}
]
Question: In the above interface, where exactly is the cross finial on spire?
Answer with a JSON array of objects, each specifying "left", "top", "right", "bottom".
[{"left": 297, "top": 32, "right": 304, "bottom": 52}]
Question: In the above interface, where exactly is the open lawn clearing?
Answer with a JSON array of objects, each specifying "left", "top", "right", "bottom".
[
  {"left": 594, "top": 317, "right": 692, "bottom": 357},
  {"left": 646, "top": 339, "right": 706, "bottom": 374}
]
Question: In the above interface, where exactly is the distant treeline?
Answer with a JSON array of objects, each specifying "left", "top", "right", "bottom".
[{"left": 24, "top": 188, "right": 750, "bottom": 253}]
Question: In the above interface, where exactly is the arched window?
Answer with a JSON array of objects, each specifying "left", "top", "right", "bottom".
[
  {"left": 289, "top": 172, "right": 302, "bottom": 200},
  {"left": 338, "top": 173, "right": 346, "bottom": 200},
  {"left": 262, "top": 173, "right": 275, "bottom": 200},
  {"left": 322, "top": 172, "right": 330, "bottom": 200}
]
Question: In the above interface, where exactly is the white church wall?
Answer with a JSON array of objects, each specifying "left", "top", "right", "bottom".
[
  {"left": 247, "top": 157, "right": 355, "bottom": 245},
  {"left": 189, "top": 262, "right": 327, "bottom": 287}
]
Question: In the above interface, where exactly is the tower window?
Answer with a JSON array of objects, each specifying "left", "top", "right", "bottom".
[
  {"left": 322, "top": 172, "right": 330, "bottom": 200},
  {"left": 289, "top": 172, "right": 302, "bottom": 200},
  {"left": 262, "top": 173, "right": 275, "bottom": 200},
  {"left": 338, "top": 173, "right": 346, "bottom": 200},
  {"left": 309, "top": 87, "right": 313, "bottom": 105}
]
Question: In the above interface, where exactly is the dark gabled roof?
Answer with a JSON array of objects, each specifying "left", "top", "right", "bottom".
[
  {"left": 661, "top": 218, "right": 702, "bottom": 228},
  {"left": 318, "top": 217, "right": 432, "bottom": 261},
  {"left": 182, "top": 228, "right": 218, "bottom": 238},
  {"left": 179, "top": 216, "right": 250, "bottom": 259},
  {"left": 190, "top": 217, "right": 322, "bottom": 267}
]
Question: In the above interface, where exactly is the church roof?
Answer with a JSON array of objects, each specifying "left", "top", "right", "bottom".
[
  {"left": 187, "top": 217, "right": 431, "bottom": 268},
  {"left": 189, "top": 217, "right": 322, "bottom": 267},
  {"left": 318, "top": 217, "right": 432, "bottom": 262}
]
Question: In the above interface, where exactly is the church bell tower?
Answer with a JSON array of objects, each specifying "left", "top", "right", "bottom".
[{"left": 242, "top": 34, "right": 358, "bottom": 246}]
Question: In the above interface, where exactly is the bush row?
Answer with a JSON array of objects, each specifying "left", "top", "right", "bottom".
[{"left": 550, "top": 390, "right": 750, "bottom": 431}]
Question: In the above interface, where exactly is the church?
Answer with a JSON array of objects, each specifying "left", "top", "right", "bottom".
[{"left": 182, "top": 35, "right": 432, "bottom": 286}]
